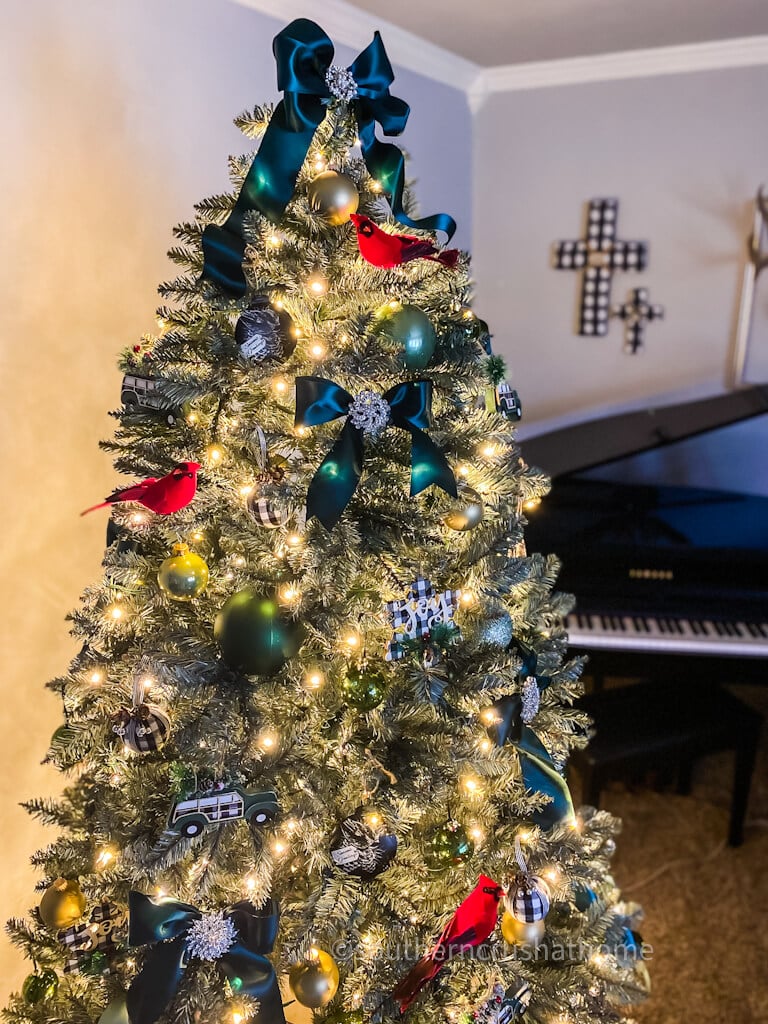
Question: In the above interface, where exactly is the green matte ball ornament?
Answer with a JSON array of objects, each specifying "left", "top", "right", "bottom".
[
  {"left": 342, "top": 663, "right": 388, "bottom": 711},
  {"left": 307, "top": 171, "right": 359, "bottom": 225},
  {"left": 21, "top": 969, "right": 58, "bottom": 1004},
  {"left": 424, "top": 821, "right": 474, "bottom": 869},
  {"left": 442, "top": 485, "right": 484, "bottom": 531},
  {"left": 214, "top": 589, "right": 303, "bottom": 675},
  {"left": 157, "top": 543, "right": 209, "bottom": 601},
  {"left": 377, "top": 304, "right": 437, "bottom": 369},
  {"left": 288, "top": 948, "right": 340, "bottom": 1008},
  {"left": 97, "top": 994, "right": 131, "bottom": 1024}
]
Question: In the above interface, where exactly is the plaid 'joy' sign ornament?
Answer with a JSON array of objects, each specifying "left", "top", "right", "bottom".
[
  {"left": 384, "top": 577, "right": 460, "bottom": 665},
  {"left": 58, "top": 901, "right": 126, "bottom": 974}
]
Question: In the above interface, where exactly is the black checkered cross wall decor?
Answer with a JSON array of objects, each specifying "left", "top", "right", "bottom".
[
  {"left": 612, "top": 287, "right": 665, "bottom": 353},
  {"left": 553, "top": 198, "right": 648, "bottom": 337}
]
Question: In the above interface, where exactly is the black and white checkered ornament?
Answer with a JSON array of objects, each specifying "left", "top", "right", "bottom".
[
  {"left": 247, "top": 492, "right": 288, "bottom": 528},
  {"left": 111, "top": 677, "right": 170, "bottom": 754},
  {"left": 385, "top": 577, "right": 459, "bottom": 662},
  {"left": 58, "top": 901, "right": 125, "bottom": 974},
  {"left": 505, "top": 837, "right": 551, "bottom": 923},
  {"left": 235, "top": 298, "right": 297, "bottom": 363},
  {"left": 330, "top": 814, "right": 398, "bottom": 880}
]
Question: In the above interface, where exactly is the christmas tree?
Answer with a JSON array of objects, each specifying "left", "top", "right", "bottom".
[{"left": 5, "top": 18, "right": 650, "bottom": 1024}]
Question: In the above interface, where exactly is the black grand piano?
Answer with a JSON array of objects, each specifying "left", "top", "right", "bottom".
[{"left": 523, "top": 386, "right": 768, "bottom": 686}]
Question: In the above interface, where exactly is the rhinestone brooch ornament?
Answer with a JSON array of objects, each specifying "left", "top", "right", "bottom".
[
  {"left": 185, "top": 911, "right": 237, "bottom": 960},
  {"left": 520, "top": 676, "right": 540, "bottom": 723},
  {"left": 325, "top": 65, "right": 358, "bottom": 101},
  {"left": 348, "top": 391, "right": 391, "bottom": 438}
]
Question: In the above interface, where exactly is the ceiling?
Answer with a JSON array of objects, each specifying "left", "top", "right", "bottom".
[{"left": 343, "top": 0, "right": 768, "bottom": 65}]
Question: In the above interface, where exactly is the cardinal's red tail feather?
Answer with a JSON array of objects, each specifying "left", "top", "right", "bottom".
[
  {"left": 435, "top": 248, "right": 460, "bottom": 269},
  {"left": 80, "top": 501, "right": 111, "bottom": 517},
  {"left": 392, "top": 955, "right": 441, "bottom": 1011}
]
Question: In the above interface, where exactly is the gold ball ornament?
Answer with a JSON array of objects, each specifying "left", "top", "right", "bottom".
[
  {"left": 157, "top": 543, "right": 209, "bottom": 601},
  {"left": 288, "top": 948, "right": 340, "bottom": 1008},
  {"left": 500, "top": 911, "right": 545, "bottom": 947},
  {"left": 443, "top": 485, "right": 484, "bottom": 531},
  {"left": 38, "top": 877, "right": 86, "bottom": 930},
  {"left": 307, "top": 170, "right": 359, "bottom": 225}
]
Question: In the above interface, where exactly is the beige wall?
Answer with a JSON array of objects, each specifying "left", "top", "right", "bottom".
[{"left": 0, "top": 0, "right": 471, "bottom": 996}]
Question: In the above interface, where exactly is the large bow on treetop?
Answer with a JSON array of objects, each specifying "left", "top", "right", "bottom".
[
  {"left": 201, "top": 18, "right": 457, "bottom": 296},
  {"left": 126, "top": 892, "right": 285, "bottom": 1024},
  {"left": 295, "top": 376, "right": 457, "bottom": 530}
]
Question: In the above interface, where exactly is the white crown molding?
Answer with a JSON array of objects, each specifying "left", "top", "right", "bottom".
[
  {"left": 228, "top": 0, "right": 479, "bottom": 94},
  {"left": 469, "top": 34, "right": 768, "bottom": 109}
]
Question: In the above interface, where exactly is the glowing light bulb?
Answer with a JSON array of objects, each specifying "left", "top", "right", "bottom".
[
  {"left": 479, "top": 738, "right": 492, "bottom": 753},
  {"left": 517, "top": 829, "right": 532, "bottom": 842},
  {"left": 207, "top": 445, "right": 224, "bottom": 466},
  {"left": 273, "top": 378, "right": 288, "bottom": 394},
  {"left": 470, "top": 826, "right": 484, "bottom": 842},
  {"left": 281, "top": 584, "right": 299, "bottom": 603},
  {"left": 306, "top": 272, "right": 328, "bottom": 296},
  {"left": 481, "top": 709, "right": 498, "bottom": 725},
  {"left": 156, "top": 888, "right": 166, "bottom": 899},
  {"left": 273, "top": 840, "right": 286, "bottom": 856},
  {"left": 285, "top": 818, "right": 298, "bottom": 831},
  {"left": 365, "top": 812, "right": 381, "bottom": 828},
  {"left": 313, "top": 153, "right": 327, "bottom": 171},
  {"left": 272, "top": 297, "right": 285, "bottom": 311},
  {"left": 239, "top": 482, "right": 255, "bottom": 497},
  {"left": 370, "top": 180, "right": 383, "bottom": 193},
  {"left": 345, "top": 633, "right": 360, "bottom": 649},
  {"left": 186, "top": 412, "right": 198, "bottom": 425},
  {"left": 232, "top": 555, "right": 246, "bottom": 568},
  {"left": 108, "top": 606, "right": 124, "bottom": 622},
  {"left": 245, "top": 876, "right": 256, "bottom": 891},
  {"left": 287, "top": 533, "right": 303, "bottom": 547},
  {"left": 233, "top": 1012, "right": 244, "bottom": 1024},
  {"left": 462, "top": 776, "right": 480, "bottom": 794},
  {"left": 95, "top": 848, "right": 115, "bottom": 869},
  {"left": 460, "top": 590, "right": 475, "bottom": 606},
  {"left": 259, "top": 733, "right": 277, "bottom": 751},
  {"left": 305, "top": 670, "right": 324, "bottom": 690},
  {"left": 89, "top": 670, "right": 103, "bottom": 685},
  {"left": 543, "top": 866, "right": 560, "bottom": 883},
  {"left": 131, "top": 512, "right": 147, "bottom": 525},
  {"left": 310, "top": 342, "right": 326, "bottom": 359},
  {"left": 457, "top": 464, "right": 470, "bottom": 477},
  {"left": 267, "top": 233, "right": 282, "bottom": 247},
  {"left": 191, "top": 531, "right": 204, "bottom": 543},
  {"left": 524, "top": 497, "right": 542, "bottom": 511},
  {"left": 481, "top": 443, "right": 497, "bottom": 459}
]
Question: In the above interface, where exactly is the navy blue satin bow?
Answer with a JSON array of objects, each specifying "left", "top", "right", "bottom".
[
  {"left": 126, "top": 892, "right": 284, "bottom": 1024},
  {"left": 202, "top": 18, "right": 457, "bottom": 296},
  {"left": 295, "top": 376, "right": 456, "bottom": 530}
]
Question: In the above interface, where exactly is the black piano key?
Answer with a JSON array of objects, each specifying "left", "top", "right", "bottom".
[
  {"left": 746, "top": 623, "right": 761, "bottom": 637},
  {"left": 713, "top": 622, "right": 726, "bottom": 636},
  {"left": 657, "top": 619, "right": 667, "bottom": 633},
  {"left": 756, "top": 624, "right": 768, "bottom": 637}
]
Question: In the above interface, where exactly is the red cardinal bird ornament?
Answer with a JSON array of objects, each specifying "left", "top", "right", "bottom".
[
  {"left": 393, "top": 875, "right": 503, "bottom": 1011},
  {"left": 350, "top": 214, "right": 460, "bottom": 270},
  {"left": 81, "top": 462, "right": 200, "bottom": 516}
]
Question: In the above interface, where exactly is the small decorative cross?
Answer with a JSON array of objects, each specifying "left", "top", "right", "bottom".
[
  {"left": 553, "top": 198, "right": 647, "bottom": 336},
  {"left": 612, "top": 287, "right": 665, "bottom": 353}
]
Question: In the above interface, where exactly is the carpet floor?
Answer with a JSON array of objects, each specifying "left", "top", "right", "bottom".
[{"left": 578, "top": 683, "right": 768, "bottom": 1024}]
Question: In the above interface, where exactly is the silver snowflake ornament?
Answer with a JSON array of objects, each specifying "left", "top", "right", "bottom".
[
  {"left": 521, "top": 676, "right": 540, "bottom": 723},
  {"left": 348, "top": 390, "right": 390, "bottom": 437},
  {"left": 185, "top": 910, "right": 237, "bottom": 960},
  {"left": 325, "top": 65, "right": 358, "bottom": 101}
]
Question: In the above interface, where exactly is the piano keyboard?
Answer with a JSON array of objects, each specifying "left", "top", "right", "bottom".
[{"left": 566, "top": 614, "right": 768, "bottom": 658}]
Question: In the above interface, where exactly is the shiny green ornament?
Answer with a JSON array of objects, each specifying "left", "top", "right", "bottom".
[
  {"left": 21, "top": 969, "right": 58, "bottom": 1004},
  {"left": 80, "top": 950, "right": 108, "bottom": 976},
  {"left": 98, "top": 994, "right": 130, "bottom": 1024},
  {"left": 157, "top": 543, "right": 209, "bottom": 601},
  {"left": 377, "top": 303, "right": 437, "bottom": 369},
  {"left": 342, "top": 663, "right": 388, "bottom": 711},
  {"left": 323, "top": 1011, "right": 365, "bottom": 1024},
  {"left": 424, "top": 821, "right": 474, "bottom": 869},
  {"left": 442, "top": 485, "right": 484, "bottom": 531},
  {"left": 215, "top": 589, "right": 303, "bottom": 675}
]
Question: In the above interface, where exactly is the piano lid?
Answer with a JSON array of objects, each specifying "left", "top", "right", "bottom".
[{"left": 522, "top": 385, "right": 768, "bottom": 479}]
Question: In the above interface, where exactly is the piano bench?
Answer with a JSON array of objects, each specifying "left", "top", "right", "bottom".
[{"left": 569, "top": 681, "right": 763, "bottom": 846}]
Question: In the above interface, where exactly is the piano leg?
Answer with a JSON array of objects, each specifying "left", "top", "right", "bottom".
[{"left": 729, "top": 721, "right": 761, "bottom": 847}]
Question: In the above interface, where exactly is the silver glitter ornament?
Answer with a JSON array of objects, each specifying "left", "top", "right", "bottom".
[
  {"left": 184, "top": 910, "right": 237, "bottom": 960},
  {"left": 521, "top": 676, "right": 540, "bottom": 723},
  {"left": 348, "top": 390, "right": 390, "bottom": 437},
  {"left": 477, "top": 609, "right": 514, "bottom": 648},
  {"left": 325, "top": 65, "right": 358, "bottom": 101}
]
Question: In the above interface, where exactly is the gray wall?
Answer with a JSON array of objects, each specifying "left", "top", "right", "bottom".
[
  {"left": 473, "top": 66, "right": 768, "bottom": 436},
  {"left": 0, "top": 0, "right": 470, "bottom": 994}
]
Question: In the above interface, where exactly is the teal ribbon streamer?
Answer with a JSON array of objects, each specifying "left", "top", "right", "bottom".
[
  {"left": 126, "top": 892, "right": 284, "bottom": 1024},
  {"left": 295, "top": 375, "right": 456, "bottom": 530},
  {"left": 201, "top": 18, "right": 457, "bottom": 296},
  {"left": 517, "top": 726, "right": 575, "bottom": 830}
]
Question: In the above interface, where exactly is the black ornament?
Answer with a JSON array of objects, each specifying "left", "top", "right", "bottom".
[
  {"left": 235, "top": 298, "right": 297, "bottom": 363},
  {"left": 330, "top": 814, "right": 398, "bottom": 880}
]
